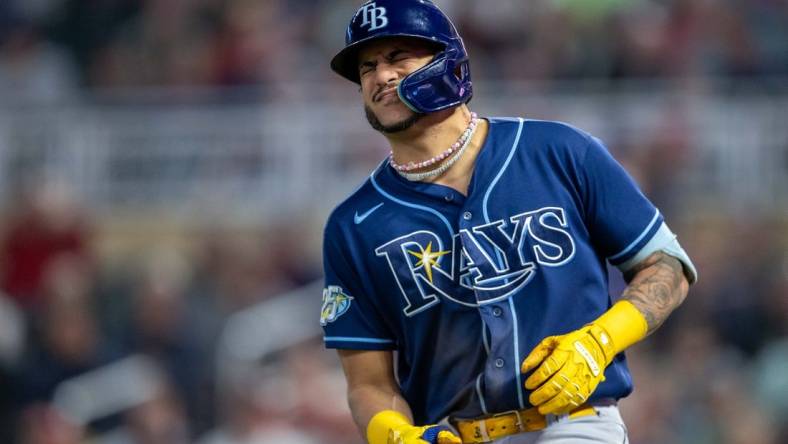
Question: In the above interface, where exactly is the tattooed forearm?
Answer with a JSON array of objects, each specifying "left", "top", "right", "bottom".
[{"left": 622, "top": 252, "right": 689, "bottom": 333}]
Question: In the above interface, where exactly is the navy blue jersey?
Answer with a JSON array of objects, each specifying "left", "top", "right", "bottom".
[{"left": 320, "top": 118, "right": 664, "bottom": 424}]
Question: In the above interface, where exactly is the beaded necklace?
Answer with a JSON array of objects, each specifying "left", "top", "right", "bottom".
[{"left": 389, "top": 112, "right": 478, "bottom": 182}]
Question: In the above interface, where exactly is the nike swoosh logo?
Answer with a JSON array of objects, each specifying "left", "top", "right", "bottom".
[{"left": 354, "top": 203, "right": 384, "bottom": 224}]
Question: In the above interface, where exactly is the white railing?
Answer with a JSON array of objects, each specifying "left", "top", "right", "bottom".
[{"left": 1, "top": 82, "right": 785, "bottom": 223}]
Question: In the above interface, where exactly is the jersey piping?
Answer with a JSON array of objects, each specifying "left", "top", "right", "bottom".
[
  {"left": 370, "top": 163, "right": 455, "bottom": 237},
  {"left": 324, "top": 336, "right": 396, "bottom": 344},
  {"left": 608, "top": 208, "right": 661, "bottom": 261}
]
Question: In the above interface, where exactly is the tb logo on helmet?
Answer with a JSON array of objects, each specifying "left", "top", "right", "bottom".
[{"left": 358, "top": 2, "right": 388, "bottom": 31}]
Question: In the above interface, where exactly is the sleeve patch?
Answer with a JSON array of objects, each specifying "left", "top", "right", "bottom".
[{"left": 320, "top": 285, "right": 354, "bottom": 326}]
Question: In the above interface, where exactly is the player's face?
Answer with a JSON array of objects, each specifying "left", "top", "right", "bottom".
[{"left": 357, "top": 38, "right": 436, "bottom": 133}]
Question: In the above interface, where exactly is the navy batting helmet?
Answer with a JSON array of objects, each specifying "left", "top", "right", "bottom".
[{"left": 330, "top": 0, "right": 472, "bottom": 114}]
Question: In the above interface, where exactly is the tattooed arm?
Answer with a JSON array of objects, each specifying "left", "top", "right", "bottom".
[
  {"left": 621, "top": 251, "right": 690, "bottom": 334},
  {"left": 522, "top": 250, "right": 691, "bottom": 415}
]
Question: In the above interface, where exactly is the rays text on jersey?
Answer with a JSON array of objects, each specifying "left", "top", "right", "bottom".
[{"left": 375, "top": 206, "right": 576, "bottom": 316}]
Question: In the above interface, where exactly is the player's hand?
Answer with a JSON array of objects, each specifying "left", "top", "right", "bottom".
[
  {"left": 520, "top": 325, "right": 612, "bottom": 416},
  {"left": 389, "top": 423, "right": 462, "bottom": 444},
  {"left": 367, "top": 410, "right": 461, "bottom": 444},
  {"left": 520, "top": 301, "right": 649, "bottom": 416}
]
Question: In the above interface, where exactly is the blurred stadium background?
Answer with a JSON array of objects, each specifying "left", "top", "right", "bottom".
[{"left": 0, "top": 0, "right": 786, "bottom": 443}]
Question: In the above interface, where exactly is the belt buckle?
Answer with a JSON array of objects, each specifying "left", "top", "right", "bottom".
[{"left": 491, "top": 409, "right": 525, "bottom": 433}]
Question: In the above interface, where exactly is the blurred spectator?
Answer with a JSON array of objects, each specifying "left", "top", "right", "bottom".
[
  {"left": 47, "top": 0, "right": 141, "bottom": 85},
  {"left": 262, "top": 223, "right": 321, "bottom": 290},
  {"left": 707, "top": 220, "right": 783, "bottom": 356},
  {"left": 284, "top": 344, "right": 360, "bottom": 444},
  {"left": 191, "top": 228, "right": 298, "bottom": 314},
  {"left": 13, "top": 267, "right": 114, "bottom": 406},
  {"left": 17, "top": 403, "right": 85, "bottom": 444},
  {"left": 90, "top": 0, "right": 215, "bottom": 88},
  {"left": 706, "top": 370, "right": 777, "bottom": 444},
  {"left": 198, "top": 355, "right": 322, "bottom": 444},
  {"left": 10, "top": 261, "right": 117, "bottom": 444},
  {"left": 0, "top": 180, "right": 92, "bottom": 312},
  {"left": 94, "top": 383, "right": 190, "bottom": 444},
  {"left": 212, "top": 0, "right": 299, "bottom": 88},
  {"left": 117, "top": 247, "right": 214, "bottom": 438},
  {"left": 0, "top": 20, "right": 79, "bottom": 103}
]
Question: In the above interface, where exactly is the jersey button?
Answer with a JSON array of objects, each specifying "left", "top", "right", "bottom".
[
  {"left": 494, "top": 358, "right": 505, "bottom": 368},
  {"left": 492, "top": 306, "right": 503, "bottom": 317},
  {"left": 444, "top": 194, "right": 454, "bottom": 202},
  {"left": 463, "top": 211, "right": 472, "bottom": 220}
]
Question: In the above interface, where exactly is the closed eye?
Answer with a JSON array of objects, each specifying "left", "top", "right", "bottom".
[
  {"left": 385, "top": 49, "right": 407, "bottom": 62},
  {"left": 359, "top": 61, "right": 375, "bottom": 76},
  {"left": 358, "top": 48, "right": 419, "bottom": 77}
]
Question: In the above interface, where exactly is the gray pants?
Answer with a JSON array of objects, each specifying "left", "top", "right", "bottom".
[{"left": 492, "top": 405, "right": 628, "bottom": 444}]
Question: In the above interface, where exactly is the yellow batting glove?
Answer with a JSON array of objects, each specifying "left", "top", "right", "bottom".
[
  {"left": 521, "top": 301, "right": 648, "bottom": 415},
  {"left": 367, "top": 410, "right": 462, "bottom": 444}
]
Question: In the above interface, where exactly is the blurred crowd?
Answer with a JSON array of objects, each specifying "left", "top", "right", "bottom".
[
  {"left": 0, "top": 0, "right": 786, "bottom": 444},
  {"left": 1, "top": 146, "right": 785, "bottom": 444},
  {"left": 0, "top": 179, "right": 333, "bottom": 444},
  {"left": 1, "top": 0, "right": 788, "bottom": 102}
]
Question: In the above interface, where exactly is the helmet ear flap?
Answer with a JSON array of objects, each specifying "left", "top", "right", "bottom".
[{"left": 397, "top": 42, "right": 473, "bottom": 113}]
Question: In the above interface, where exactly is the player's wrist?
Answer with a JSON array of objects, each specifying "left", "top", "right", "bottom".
[
  {"left": 589, "top": 300, "right": 648, "bottom": 359},
  {"left": 367, "top": 410, "right": 411, "bottom": 444}
]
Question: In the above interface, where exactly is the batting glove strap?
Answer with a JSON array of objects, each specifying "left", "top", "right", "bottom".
[
  {"left": 591, "top": 300, "right": 649, "bottom": 356},
  {"left": 420, "top": 425, "right": 462, "bottom": 444},
  {"left": 584, "top": 324, "right": 617, "bottom": 366}
]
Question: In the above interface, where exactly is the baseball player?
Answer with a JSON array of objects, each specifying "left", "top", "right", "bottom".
[{"left": 320, "top": 1, "right": 697, "bottom": 443}]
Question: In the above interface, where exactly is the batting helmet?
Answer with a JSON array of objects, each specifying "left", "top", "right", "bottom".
[{"left": 330, "top": 0, "right": 472, "bottom": 114}]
